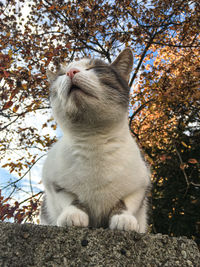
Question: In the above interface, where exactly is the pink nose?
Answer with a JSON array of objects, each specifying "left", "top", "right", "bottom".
[{"left": 66, "top": 68, "right": 80, "bottom": 79}]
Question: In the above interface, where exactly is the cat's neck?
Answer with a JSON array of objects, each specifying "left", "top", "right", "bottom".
[{"left": 61, "top": 115, "right": 131, "bottom": 145}]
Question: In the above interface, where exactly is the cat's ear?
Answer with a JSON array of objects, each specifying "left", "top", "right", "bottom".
[
  {"left": 111, "top": 48, "right": 133, "bottom": 82},
  {"left": 46, "top": 69, "right": 57, "bottom": 83}
]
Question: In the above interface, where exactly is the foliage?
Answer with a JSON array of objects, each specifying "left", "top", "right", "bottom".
[
  {"left": 0, "top": 0, "right": 199, "bottom": 245},
  {"left": 0, "top": 189, "right": 42, "bottom": 223}
]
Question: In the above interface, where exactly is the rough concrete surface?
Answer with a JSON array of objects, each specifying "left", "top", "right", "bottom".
[{"left": 0, "top": 222, "right": 199, "bottom": 267}]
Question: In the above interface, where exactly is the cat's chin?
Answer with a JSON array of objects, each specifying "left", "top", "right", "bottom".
[
  {"left": 68, "top": 85, "right": 82, "bottom": 95},
  {"left": 69, "top": 84, "right": 98, "bottom": 99}
]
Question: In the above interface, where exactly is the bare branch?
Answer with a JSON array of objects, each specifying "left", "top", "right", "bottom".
[
  {"left": 2, "top": 154, "right": 46, "bottom": 190},
  {"left": 173, "top": 142, "right": 190, "bottom": 195}
]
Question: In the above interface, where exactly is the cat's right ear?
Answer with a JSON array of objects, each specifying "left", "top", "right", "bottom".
[
  {"left": 46, "top": 69, "right": 57, "bottom": 83},
  {"left": 111, "top": 48, "right": 133, "bottom": 82}
]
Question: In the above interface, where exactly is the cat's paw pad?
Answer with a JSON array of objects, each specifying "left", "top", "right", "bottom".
[
  {"left": 57, "top": 208, "right": 89, "bottom": 227},
  {"left": 109, "top": 214, "right": 139, "bottom": 232}
]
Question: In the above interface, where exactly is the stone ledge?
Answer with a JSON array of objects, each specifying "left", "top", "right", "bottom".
[{"left": 0, "top": 222, "right": 199, "bottom": 267}]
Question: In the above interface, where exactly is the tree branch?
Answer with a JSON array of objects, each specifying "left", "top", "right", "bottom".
[
  {"left": 129, "top": 33, "right": 156, "bottom": 88},
  {"left": 129, "top": 99, "right": 153, "bottom": 137},
  {"left": 2, "top": 154, "right": 46, "bottom": 190},
  {"left": 173, "top": 142, "right": 190, "bottom": 196}
]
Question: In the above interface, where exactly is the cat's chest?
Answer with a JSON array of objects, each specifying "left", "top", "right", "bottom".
[
  {"left": 60, "top": 145, "right": 114, "bottom": 187},
  {"left": 57, "top": 141, "right": 130, "bottom": 196},
  {"left": 62, "top": 149, "right": 125, "bottom": 211},
  {"left": 45, "top": 135, "right": 140, "bottom": 204}
]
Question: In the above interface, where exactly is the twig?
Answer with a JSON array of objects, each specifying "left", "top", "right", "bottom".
[
  {"left": 2, "top": 154, "right": 46, "bottom": 190},
  {"left": 144, "top": 40, "right": 200, "bottom": 48},
  {"left": 129, "top": 99, "right": 153, "bottom": 136},
  {"left": 173, "top": 142, "right": 190, "bottom": 196},
  {"left": 190, "top": 182, "right": 200, "bottom": 187},
  {"left": 18, "top": 191, "right": 43, "bottom": 206},
  {"left": 129, "top": 37, "right": 154, "bottom": 88}
]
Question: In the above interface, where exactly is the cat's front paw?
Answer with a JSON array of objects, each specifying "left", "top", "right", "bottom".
[
  {"left": 57, "top": 207, "right": 89, "bottom": 227},
  {"left": 109, "top": 214, "right": 139, "bottom": 232}
]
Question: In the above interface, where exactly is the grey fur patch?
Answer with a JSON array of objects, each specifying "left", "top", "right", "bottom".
[
  {"left": 90, "top": 58, "right": 107, "bottom": 67},
  {"left": 93, "top": 65, "right": 130, "bottom": 107},
  {"left": 88, "top": 211, "right": 109, "bottom": 229},
  {"left": 40, "top": 194, "right": 52, "bottom": 224},
  {"left": 144, "top": 184, "right": 152, "bottom": 217},
  {"left": 108, "top": 199, "right": 126, "bottom": 224},
  {"left": 72, "top": 197, "right": 109, "bottom": 228},
  {"left": 71, "top": 198, "right": 127, "bottom": 228},
  {"left": 52, "top": 183, "right": 81, "bottom": 202},
  {"left": 52, "top": 182, "right": 65, "bottom": 193},
  {"left": 71, "top": 198, "right": 89, "bottom": 216}
]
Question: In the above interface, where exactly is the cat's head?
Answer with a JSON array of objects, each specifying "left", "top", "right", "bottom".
[{"left": 47, "top": 48, "right": 133, "bottom": 130}]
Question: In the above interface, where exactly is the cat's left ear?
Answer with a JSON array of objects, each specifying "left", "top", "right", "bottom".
[
  {"left": 46, "top": 69, "right": 57, "bottom": 84},
  {"left": 111, "top": 48, "right": 133, "bottom": 82}
]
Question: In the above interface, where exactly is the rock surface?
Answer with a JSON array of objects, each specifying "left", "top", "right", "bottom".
[{"left": 0, "top": 222, "right": 199, "bottom": 267}]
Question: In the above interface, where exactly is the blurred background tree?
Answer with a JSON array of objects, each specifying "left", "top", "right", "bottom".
[{"left": 0, "top": 0, "right": 199, "bottom": 246}]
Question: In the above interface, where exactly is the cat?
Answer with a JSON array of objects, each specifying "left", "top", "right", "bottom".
[{"left": 40, "top": 48, "right": 150, "bottom": 233}]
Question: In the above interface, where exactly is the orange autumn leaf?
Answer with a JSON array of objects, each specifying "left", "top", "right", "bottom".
[
  {"left": 13, "top": 105, "right": 19, "bottom": 113},
  {"left": 3, "top": 101, "right": 13, "bottom": 110},
  {"left": 188, "top": 159, "right": 198, "bottom": 164}
]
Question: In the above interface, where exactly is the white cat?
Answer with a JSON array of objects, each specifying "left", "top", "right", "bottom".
[{"left": 40, "top": 48, "right": 150, "bottom": 233}]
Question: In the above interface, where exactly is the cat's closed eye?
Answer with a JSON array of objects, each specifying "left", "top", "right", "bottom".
[
  {"left": 58, "top": 72, "right": 65, "bottom": 76},
  {"left": 85, "top": 65, "right": 105, "bottom": 71},
  {"left": 85, "top": 67, "right": 92, "bottom": 71}
]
